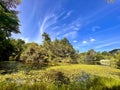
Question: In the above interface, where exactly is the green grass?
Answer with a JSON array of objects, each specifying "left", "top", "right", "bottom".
[
  {"left": 0, "top": 63, "right": 120, "bottom": 90},
  {"left": 47, "top": 64, "right": 120, "bottom": 78}
]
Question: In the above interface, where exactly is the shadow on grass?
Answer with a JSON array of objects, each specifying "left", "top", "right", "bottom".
[{"left": 0, "top": 61, "right": 48, "bottom": 74}]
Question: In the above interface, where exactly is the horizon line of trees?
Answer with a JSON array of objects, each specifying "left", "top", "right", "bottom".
[{"left": 2, "top": 32, "right": 120, "bottom": 69}]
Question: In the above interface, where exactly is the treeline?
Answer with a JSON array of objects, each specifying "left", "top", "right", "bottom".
[
  {"left": 8, "top": 32, "right": 77, "bottom": 64},
  {"left": 1, "top": 32, "right": 120, "bottom": 68}
]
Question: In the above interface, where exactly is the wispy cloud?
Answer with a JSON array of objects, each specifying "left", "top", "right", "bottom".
[
  {"left": 63, "top": 31, "right": 77, "bottom": 39},
  {"left": 51, "top": 26, "right": 59, "bottom": 30},
  {"left": 36, "top": 13, "right": 59, "bottom": 43},
  {"left": 90, "top": 25, "right": 120, "bottom": 36},
  {"left": 95, "top": 41, "right": 119, "bottom": 49},
  {"left": 82, "top": 2, "right": 120, "bottom": 26},
  {"left": 33, "top": 0, "right": 120, "bottom": 44},
  {"left": 39, "top": 17, "right": 48, "bottom": 35},
  {"left": 56, "top": 17, "right": 82, "bottom": 39},
  {"left": 37, "top": 10, "right": 82, "bottom": 41},
  {"left": 62, "top": 10, "right": 73, "bottom": 20}
]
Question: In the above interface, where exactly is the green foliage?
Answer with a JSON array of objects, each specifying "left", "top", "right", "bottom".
[
  {"left": 77, "top": 49, "right": 120, "bottom": 68},
  {"left": 114, "top": 52, "right": 120, "bottom": 69},
  {"left": 20, "top": 43, "right": 42, "bottom": 64},
  {"left": 85, "top": 49, "right": 96, "bottom": 64},
  {"left": 0, "top": 38, "right": 14, "bottom": 61},
  {"left": 50, "top": 38, "right": 77, "bottom": 63},
  {"left": 18, "top": 33, "right": 77, "bottom": 64},
  {"left": 9, "top": 39, "right": 25, "bottom": 61},
  {"left": 42, "top": 32, "right": 51, "bottom": 44},
  {"left": 0, "top": 0, "right": 20, "bottom": 61},
  {"left": 0, "top": 1, "right": 20, "bottom": 38}
]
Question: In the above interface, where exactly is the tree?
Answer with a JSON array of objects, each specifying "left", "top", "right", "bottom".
[
  {"left": 42, "top": 32, "right": 53, "bottom": 61},
  {"left": 60, "top": 38, "right": 76, "bottom": 58},
  {"left": 9, "top": 39, "right": 25, "bottom": 61},
  {"left": 85, "top": 49, "right": 96, "bottom": 64},
  {"left": 111, "top": 52, "right": 120, "bottom": 68},
  {"left": 20, "top": 43, "right": 41, "bottom": 63},
  {"left": 0, "top": 31, "right": 6, "bottom": 58},
  {"left": 42, "top": 32, "right": 51, "bottom": 44},
  {"left": 0, "top": 0, "right": 21, "bottom": 61},
  {"left": 0, "top": 1, "right": 20, "bottom": 38},
  {"left": 41, "top": 33, "right": 77, "bottom": 64},
  {"left": 20, "top": 43, "right": 49, "bottom": 64},
  {"left": 94, "top": 52, "right": 104, "bottom": 61},
  {"left": 116, "top": 53, "right": 120, "bottom": 68},
  {"left": 77, "top": 52, "right": 86, "bottom": 64},
  {"left": 51, "top": 38, "right": 77, "bottom": 63}
]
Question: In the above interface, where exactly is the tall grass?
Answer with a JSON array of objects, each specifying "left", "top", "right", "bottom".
[
  {"left": 0, "top": 62, "right": 120, "bottom": 90},
  {"left": 0, "top": 76, "right": 120, "bottom": 90}
]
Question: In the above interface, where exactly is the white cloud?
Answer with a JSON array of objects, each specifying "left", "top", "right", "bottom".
[
  {"left": 73, "top": 40, "right": 78, "bottom": 43},
  {"left": 81, "top": 37, "right": 95, "bottom": 44},
  {"left": 90, "top": 38, "right": 96, "bottom": 42},
  {"left": 82, "top": 41, "right": 87, "bottom": 44}
]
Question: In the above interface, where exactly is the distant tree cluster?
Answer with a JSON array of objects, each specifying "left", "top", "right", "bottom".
[
  {"left": 78, "top": 49, "right": 120, "bottom": 68},
  {"left": 12, "top": 33, "right": 78, "bottom": 65}
]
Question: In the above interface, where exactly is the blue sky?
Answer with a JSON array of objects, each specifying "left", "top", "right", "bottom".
[{"left": 13, "top": 0, "right": 120, "bottom": 52}]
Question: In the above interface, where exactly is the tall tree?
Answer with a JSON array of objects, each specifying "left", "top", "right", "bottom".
[
  {"left": 42, "top": 32, "right": 51, "bottom": 44},
  {"left": 85, "top": 49, "right": 96, "bottom": 64},
  {"left": 42, "top": 32, "right": 53, "bottom": 61},
  {"left": 52, "top": 38, "right": 77, "bottom": 63},
  {"left": 0, "top": 0, "right": 21, "bottom": 61}
]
